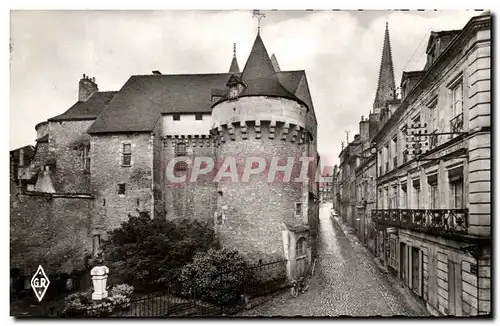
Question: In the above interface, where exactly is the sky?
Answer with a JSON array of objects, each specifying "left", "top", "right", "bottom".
[{"left": 10, "top": 9, "right": 482, "bottom": 168}]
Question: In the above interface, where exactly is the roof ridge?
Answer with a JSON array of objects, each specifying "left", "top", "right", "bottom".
[{"left": 130, "top": 72, "right": 233, "bottom": 78}]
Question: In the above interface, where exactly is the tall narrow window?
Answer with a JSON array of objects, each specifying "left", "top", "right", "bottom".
[
  {"left": 413, "top": 179, "right": 420, "bottom": 209},
  {"left": 174, "top": 142, "right": 188, "bottom": 172},
  {"left": 450, "top": 79, "right": 464, "bottom": 133},
  {"left": 392, "top": 185, "right": 399, "bottom": 209},
  {"left": 450, "top": 179, "right": 464, "bottom": 209},
  {"left": 451, "top": 81, "right": 463, "bottom": 118},
  {"left": 122, "top": 143, "right": 132, "bottom": 166},
  {"left": 392, "top": 136, "right": 398, "bottom": 169},
  {"left": 295, "top": 202, "right": 303, "bottom": 216},
  {"left": 430, "top": 183, "right": 438, "bottom": 209},
  {"left": 82, "top": 145, "right": 90, "bottom": 171},
  {"left": 401, "top": 183, "right": 408, "bottom": 209}
]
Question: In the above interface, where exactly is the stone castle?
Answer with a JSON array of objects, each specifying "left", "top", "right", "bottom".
[{"left": 10, "top": 32, "right": 320, "bottom": 279}]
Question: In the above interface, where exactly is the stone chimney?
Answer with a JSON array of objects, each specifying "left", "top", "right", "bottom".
[{"left": 79, "top": 74, "right": 99, "bottom": 102}]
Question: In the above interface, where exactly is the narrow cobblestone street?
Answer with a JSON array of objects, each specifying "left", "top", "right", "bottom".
[{"left": 239, "top": 203, "right": 430, "bottom": 317}]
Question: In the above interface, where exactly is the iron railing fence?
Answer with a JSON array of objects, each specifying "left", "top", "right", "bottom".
[
  {"left": 36, "top": 259, "right": 287, "bottom": 318},
  {"left": 372, "top": 208, "right": 469, "bottom": 236}
]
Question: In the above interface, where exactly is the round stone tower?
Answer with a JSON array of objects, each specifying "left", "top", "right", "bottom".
[{"left": 210, "top": 33, "right": 312, "bottom": 262}]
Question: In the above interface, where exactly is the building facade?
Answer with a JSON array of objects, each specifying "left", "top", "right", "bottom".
[
  {"left": 373, "top": 13, "right": 491, "bottom": 316},
  {"left": 11, "top": 32, "right": 320, "bottom": 281},
  {"left": 335, "top": 12, "right": 491, "bottom": 316}
]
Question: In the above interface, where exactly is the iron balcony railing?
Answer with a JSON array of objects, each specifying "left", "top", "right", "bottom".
[
  {"left": 372, "top": 209, "right": 469, "bottom": 236},
  {"left": 450, "top": 113, "right": 464, "bottom": 133}
]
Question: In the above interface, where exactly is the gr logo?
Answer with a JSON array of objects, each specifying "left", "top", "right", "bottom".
[{"left": 31, "top": 265, "right": 50, "bottom": 302}]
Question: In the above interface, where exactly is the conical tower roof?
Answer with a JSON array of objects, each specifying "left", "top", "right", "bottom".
[
  {"left": 373, "top": 22, "right": 396, "bottom": 110},
  {"left": 229, "top": 43, "right": 240, "bottom": 73},
  {"left": 238, "top": 33, "right": 306, "bottom": 107}
]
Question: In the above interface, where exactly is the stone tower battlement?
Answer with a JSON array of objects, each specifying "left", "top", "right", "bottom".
[
  {"left": 212, "top": 120, "right": 306, "bottom": 146},
  {"left": 162, "top": 134, "right": 215, "bottom": 150}
]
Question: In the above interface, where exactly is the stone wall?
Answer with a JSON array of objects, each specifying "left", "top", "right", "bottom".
[
  {"left": 90, "top": 132, "right": 154, "bottom": 232},
  {"left": 48, "top": 120, "right": 93, "bottom": 193},
  {"left": 163, "top": 135, "right": 217, "bottom": 222},
  {"left": 213, "top": 122, "right": 308, "bottom": 262},
  {"left": 10, "top": 192, "right": 94, "bottom": 277}
]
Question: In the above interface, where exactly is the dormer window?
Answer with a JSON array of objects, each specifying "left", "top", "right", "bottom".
[{"left": 229, "top": 86, "right": 239, "bottom": 99}]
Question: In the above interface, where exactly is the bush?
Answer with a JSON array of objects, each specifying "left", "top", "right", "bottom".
[
  {"left": 179, "top": 248, "right": 256, "bottom": 306},
  {"left": 103, "top": 210, "right": 219, "bottom": 288},
  {"left": 61, "top": 284, "right": 134, "bottom": 317}
]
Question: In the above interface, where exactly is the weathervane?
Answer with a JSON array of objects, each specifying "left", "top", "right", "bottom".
[{"left": 252, "top": 10, "right": 266, "bottom": 33}]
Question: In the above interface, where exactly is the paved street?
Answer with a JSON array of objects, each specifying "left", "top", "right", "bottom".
[{"left": 239, "top": 203, "right": 429, "bottom": 317}]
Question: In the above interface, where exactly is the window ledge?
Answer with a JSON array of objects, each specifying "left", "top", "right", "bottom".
[{"left": 121, "top": 164, "right": 132, "bottom": 168}]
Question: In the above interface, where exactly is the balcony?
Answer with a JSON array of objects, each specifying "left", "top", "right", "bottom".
[
  {"left": 450, "top": 113, "right": 464, "bottom": 133},
  {"left": 372, "top": 209, "right": 469, "bottom": 236}
]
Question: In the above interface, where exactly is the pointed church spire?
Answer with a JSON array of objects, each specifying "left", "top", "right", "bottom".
[
  {"left": 229, "top": 43, "right": 240, "bottom": 73},
  {"left": 373, "top": 21, "right": 396, "bottom": 110},
  {"left": 238, "top": 33, "right": 305, "bottom": 107}
]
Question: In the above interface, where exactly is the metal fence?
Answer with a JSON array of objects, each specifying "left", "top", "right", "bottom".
[{"left": 37, "top": 259, "right": 287, "bottom": 317}]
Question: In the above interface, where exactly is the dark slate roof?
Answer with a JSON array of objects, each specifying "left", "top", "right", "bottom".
[
  {"left": 234, "top": 34, "right": 306, "bottom": 106},
  {"left": 88, "top": 69, "right": 312, "bottom": 134},
  {"left": 229, "top": 56, "right": 240, "bottom": 73},
  {"left": 10, "top": 145, "right": 35, "bottom": 166},
  {"left": 48, "top": 91, "right": 117, "bottom": 121}
]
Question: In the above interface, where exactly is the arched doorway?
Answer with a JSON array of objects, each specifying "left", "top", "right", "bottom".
[{"left": 295, "top": 237, "right": 308, "bottom": 278}]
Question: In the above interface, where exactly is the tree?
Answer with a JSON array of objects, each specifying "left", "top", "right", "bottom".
[{"left": 103, "top": 210, "right": 219, "bottom": 288}]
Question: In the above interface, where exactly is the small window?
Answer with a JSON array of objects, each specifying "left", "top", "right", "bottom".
[
  {"left": 103, "top": 199, "right": 106, "bottom": 207},
  {"left": 118, "top": 183, "right": 126, "bottom": 195},
  {"left": 295, "top": 203, "right": 303, "bottom": 216},
  {"left": 195, "top": 114, "right": 203, "bottom": 121},
  {"left": 122, "top": 143, "right": 132, "bottom": 166},
  {"left": 173, "top": 114, "right": 181, "bottom": 121},
  {"left": 229, "top": 86, "right": 239, "bottom": 99}
]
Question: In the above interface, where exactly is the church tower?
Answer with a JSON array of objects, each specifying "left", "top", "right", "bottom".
[
  {"left": 373, "top": 22, "right": 396, "bottom": 113},
  {"left": 211, "top": 32, "right": 311, "bottom": 266}
]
